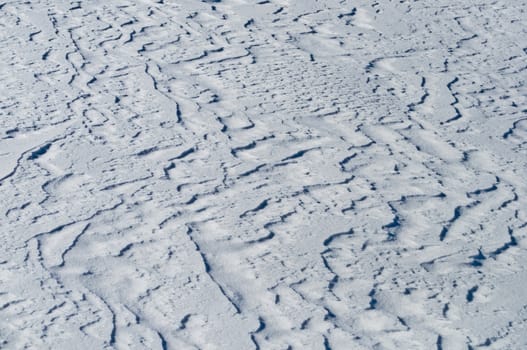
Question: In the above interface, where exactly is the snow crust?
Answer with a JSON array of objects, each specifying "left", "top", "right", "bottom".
[{"left": 1, "top": 0, "right": 526, "bottom": 348}]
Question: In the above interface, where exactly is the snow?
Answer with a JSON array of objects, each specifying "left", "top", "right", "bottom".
[{"left": 1, "top": 0, "right": 526, "bottom": 348}]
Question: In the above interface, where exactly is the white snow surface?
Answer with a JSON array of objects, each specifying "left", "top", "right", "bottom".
[{"left": 1, "top": 0, "right": 527, "bottom": 349}]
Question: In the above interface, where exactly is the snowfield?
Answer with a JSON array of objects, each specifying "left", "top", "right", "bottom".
[{"left": 1, "top": 0, "right": 526, "bottom": 348}]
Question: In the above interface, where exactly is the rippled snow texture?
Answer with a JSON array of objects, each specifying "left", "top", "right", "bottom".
[{"left": 1, "top": 0, "right": 527, "bottom": 349}]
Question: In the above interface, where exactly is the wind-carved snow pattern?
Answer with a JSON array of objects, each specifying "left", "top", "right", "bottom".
[{"left": 1, "top": 0, "right": 526, "bottom": 349}]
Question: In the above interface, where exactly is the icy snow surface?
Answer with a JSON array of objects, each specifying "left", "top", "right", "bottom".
[{"left": 1, "top": 0, "right": 527, "bottom": 349}]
